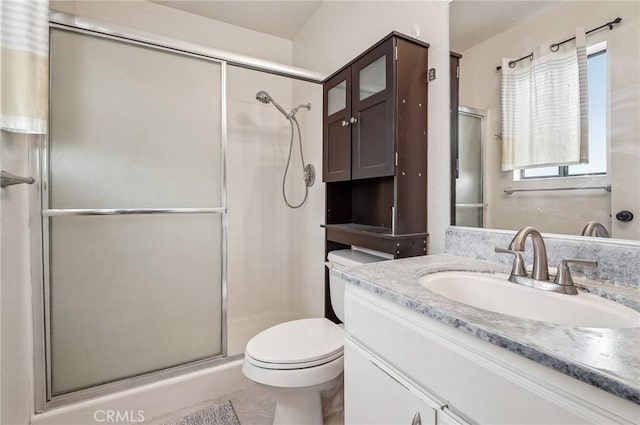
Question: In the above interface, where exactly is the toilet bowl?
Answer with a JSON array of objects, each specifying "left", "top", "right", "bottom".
[{"left": 242, "top": 248, "right": 389, "bottom": 425}]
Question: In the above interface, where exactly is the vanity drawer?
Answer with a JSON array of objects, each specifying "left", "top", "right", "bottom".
[{"left": 344, "top": 287, "right": 633, "bottom": 424}]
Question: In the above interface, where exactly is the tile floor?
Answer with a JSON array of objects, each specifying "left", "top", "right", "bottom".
[{"left": 144, "top": 377, "right": 344, "bottom": 425}]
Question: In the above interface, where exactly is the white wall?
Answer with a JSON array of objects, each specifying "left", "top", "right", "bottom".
[
  {"left": 226, "top": 66, "right": 308, "bottom": 354},
  {"left": 458, "top": 1, "right": 639, "bottom": 239},
  {"left": 290, "top": 80, "right": 325, "bottom": 318},
  {"left": 0, "top": 132, "right": 35, "bottom": 425}
]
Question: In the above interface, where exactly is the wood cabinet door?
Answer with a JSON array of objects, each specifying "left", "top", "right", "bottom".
[
  {"left": 351, "top": 37, "right": 395, "bottom": 180},
  {"left": 323, "top": 68, "right": 352, "bottom": 182}
]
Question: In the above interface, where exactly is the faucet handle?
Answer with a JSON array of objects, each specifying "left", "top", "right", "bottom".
[
  {"left": 495, "top": 247, "right": 527, "bottom": 277},
  {"left": 554, "top": 259, "right": 598, "bottom": 286}
]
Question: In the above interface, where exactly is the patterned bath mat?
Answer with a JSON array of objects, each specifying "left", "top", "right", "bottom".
[{"left": 164, "top": 400, "right": 241, "bottom": 425}]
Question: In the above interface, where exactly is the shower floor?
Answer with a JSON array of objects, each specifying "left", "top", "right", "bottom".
[{"left": 144, "top": 380, "right": 344, "bottom": 425}]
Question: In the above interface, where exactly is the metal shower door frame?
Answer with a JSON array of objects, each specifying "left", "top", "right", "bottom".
[
  {"left": 456, "top": 106, "right": 487, "bottom": 228},
  {"left": 33, "top": 22, "right": 230, "bottom": 412}
]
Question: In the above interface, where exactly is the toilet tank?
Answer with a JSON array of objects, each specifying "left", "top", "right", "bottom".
[{"left": 326, "top": 248, "right": 390, "bottom": 322}]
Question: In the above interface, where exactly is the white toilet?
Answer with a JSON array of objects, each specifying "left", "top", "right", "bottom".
[{"left": 242, "top": 248, "right": 388, "bottom": 425}]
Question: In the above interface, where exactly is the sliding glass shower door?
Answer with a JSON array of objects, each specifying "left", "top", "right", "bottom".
[
  {"left": 47, "top": 28, "right": 225, "bottom": 396},
  {"left": 455, "top": 107, "right": 485, "bottom": 227}
]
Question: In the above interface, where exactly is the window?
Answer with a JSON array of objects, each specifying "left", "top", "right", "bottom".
[{"left": 520, "top": 46, "right": 607, "bottom": 179}]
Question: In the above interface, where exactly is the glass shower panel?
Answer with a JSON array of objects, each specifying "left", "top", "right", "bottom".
[
  {"left": 48, "top": 28, "right": 225, "bottom": 396},
  {"left": 49, "top": 29, "right": 222, "bottom": 209},
  {"left": 456, "top": 113, "right": 483, "bottom": 227},
  {"left": 49, "top": 214, "right": 223, "bottom": 395}
]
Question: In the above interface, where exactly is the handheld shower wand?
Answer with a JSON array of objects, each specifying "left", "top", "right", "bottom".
[
  {"left": 256, "top": 91, "right": 290, "bottom": 118},
  {"left": 255, "top": 91, "right": 315, "bottom": 209}
]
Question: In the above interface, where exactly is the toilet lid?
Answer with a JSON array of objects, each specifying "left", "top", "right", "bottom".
[{"left": 245, "top": 318, "right": 344, "bottom": 366}]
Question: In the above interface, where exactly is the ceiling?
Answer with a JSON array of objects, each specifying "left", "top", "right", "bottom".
[
  {"left": 450, "top": 1, "right": 561, "bottom": 52},
  {"left": 151, "top": 1, "right": 561, "bottom": 51},
  {"left": 150, "top": 0, "right": 322, "bottom": 40}
]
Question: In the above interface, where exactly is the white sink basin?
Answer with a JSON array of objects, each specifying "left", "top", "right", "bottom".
[{"left": 420, "top": 272, "right": 640, "bottom": 328}]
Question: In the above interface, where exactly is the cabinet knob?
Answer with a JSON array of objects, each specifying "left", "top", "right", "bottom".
[
  {"left": 341, "top": 120, "right": 349, "bottom": 127},
  {"left": 350, "top": 117, "right": 358, "bottom": 124}
]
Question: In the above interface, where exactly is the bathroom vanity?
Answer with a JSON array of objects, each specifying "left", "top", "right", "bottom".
[{"left": 336, "top": 252, "right": 640, "bottom": 424}]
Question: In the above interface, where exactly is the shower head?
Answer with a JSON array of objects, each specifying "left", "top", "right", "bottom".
[
  {"left": 256, "top": 90, "right": 289, "bottom": 118},
  {"left": 256, "top": 91, "right": 271, "bottom": 104}
]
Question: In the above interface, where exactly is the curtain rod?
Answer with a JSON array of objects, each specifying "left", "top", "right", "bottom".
[
  {"left": 49, "top": 12, "right": 326, "bottom": 83},
  {"left": 496, "top": 17, "right": 622, "bottom": 71}
]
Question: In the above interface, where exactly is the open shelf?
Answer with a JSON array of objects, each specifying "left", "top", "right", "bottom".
[
  {"left": 322, "top": 223, "right": 427, "bottom": 257},
  {"left": 323, "top": 223, "right": 392, "bottom": 236}
]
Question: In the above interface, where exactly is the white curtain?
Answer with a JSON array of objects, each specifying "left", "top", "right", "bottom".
[
  {"left": 500, "top": 29, "right": 588, "bottom": 171},
  {"left": 0, "top": 0, "right": 49, "bottom": 134}
]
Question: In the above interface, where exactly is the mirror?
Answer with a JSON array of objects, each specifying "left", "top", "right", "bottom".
[{"left": 449, "top": 1, "right": 639, "bottom": 241}]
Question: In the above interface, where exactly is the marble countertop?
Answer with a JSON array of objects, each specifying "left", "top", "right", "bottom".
[{"left": 333, "top": 254, "right": 640, "bottom": 404}]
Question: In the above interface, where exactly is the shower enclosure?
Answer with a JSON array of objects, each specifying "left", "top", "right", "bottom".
[
  {"left": 41, "top": 25, "right": 226, "bottom": 406},
  {"left": 35, "top": 12, "right": 322, "bottom": 414}
]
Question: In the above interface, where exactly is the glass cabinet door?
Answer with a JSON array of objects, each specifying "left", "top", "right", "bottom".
[
  {"left": 327, "top": 80, "right": 347, "bottom": 116},
  {"left": 358, "top": 56, "right": 386, "bottom": 101},
  {"left": 323, "top": 68, "right": 352, "bottom": 182},
  {"left": 351, "top": 38, "right": 395, "bottom": 180}
]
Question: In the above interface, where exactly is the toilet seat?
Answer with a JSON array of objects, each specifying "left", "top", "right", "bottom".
[
  {"left": 245, "top": 318, "right": 344, "bottom": 367},
  {"left": 246, "top": 350, "right": 343, "bottom": 370},
  {"left": 243, "top": 350, "right": 344, "bottom": 389}
]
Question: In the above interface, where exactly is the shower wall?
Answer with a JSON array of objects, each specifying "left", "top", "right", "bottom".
[{"left": 226, "top": 66, "right": 304, "bottom": 355}]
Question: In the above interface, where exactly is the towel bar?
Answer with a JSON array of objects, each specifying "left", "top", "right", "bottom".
[
  {"left": 504, "top": 185, "right": 611, "bottom": 195},
  {"left": 1, "top": 171, "right": 35, "bottom": 188}
]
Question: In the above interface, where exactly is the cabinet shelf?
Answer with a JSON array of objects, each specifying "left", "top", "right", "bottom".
[{"left": 322, "top": 223, "right": 427, "bottom": 257}]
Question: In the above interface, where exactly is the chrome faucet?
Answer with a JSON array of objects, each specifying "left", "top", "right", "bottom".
[
  {"left": 495, "top": 226, "right": 597, "bottom": 295},
  {"left": 508, "top": 226, "right": 549, "bottom": 281},
  {"left": 581, "top": 221, "right": 610, "bottom": 238}
]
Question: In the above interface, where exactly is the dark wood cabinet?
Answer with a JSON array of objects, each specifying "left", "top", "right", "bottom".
[
  {"left": 323, "top": 38, "right": 396, "bottom": 182},
  {"left": 322, "top": 32, "right": 430, "bottom": 322},
  {"left": 322, "top": 32, "right": 429, "bottom": 243}
]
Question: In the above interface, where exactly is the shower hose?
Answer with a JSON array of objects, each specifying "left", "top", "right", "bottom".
[{"left": 282, "top": 115, "right": 311, "bottom": 209}]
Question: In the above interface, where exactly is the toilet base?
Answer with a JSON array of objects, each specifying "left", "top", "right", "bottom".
[
  {"left": 266, "top": 375, "right": 341, "bottom": 425},
  {"left": 273, "top": 387, "right": 323, "bottom": 425}
]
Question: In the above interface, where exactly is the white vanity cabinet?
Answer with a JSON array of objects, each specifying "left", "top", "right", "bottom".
[
  {"left": 345, "top": 340, "right": 439, "bottom": 425},
  {"left": 345, "top": 339, "right": 468, "bottom": 425},
  {"left": 344, "top": 286, "right": 640, "bottom": 425}
]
